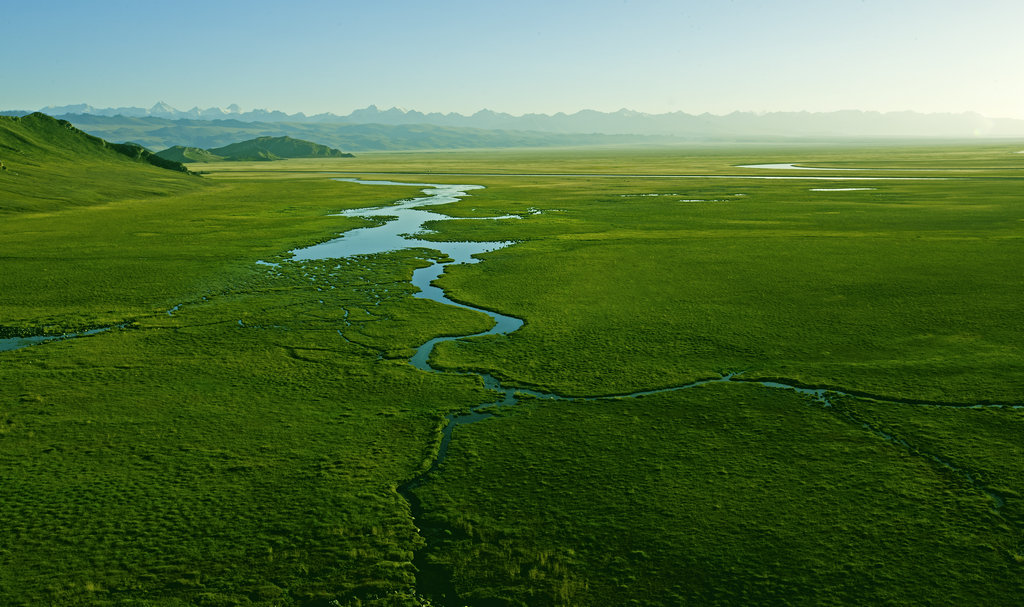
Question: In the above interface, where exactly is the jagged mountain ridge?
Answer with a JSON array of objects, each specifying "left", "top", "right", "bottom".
[
  {"left": 44, "top": 115, "right": 650, "bottom": 152},
  {"left": 28, "top": 102, "right": 1024, "bottom": 138}
]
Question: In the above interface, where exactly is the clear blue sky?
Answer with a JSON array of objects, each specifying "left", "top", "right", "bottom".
[{"left": 3, "top": 0, "right": 1023, "bottom": 118}]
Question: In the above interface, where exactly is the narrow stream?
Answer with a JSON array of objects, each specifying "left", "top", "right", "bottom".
[
  {"left": 6, "top": 175, "right": 1018, "bottom": 604},
  {"left": 737, "top": 163, "right": 861, "bottom": 171},
  {"left": 0, "top": 326, "right": 115, "bottom": 353},
  {"left": 286, "top": 178, "right": 1019, "bottom": 604}
]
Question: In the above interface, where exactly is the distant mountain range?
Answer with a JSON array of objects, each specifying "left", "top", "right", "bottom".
[
  {"left": 9, "top": 102, "right": 1024, "bottom": 139},
  {"left": 18, "top": 114, "right": 648, "bottom": 152}
]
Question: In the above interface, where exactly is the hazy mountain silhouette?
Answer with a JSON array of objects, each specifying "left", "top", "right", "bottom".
[{"left": 28, "top": 102, "right": 1024, "bottom": 139}]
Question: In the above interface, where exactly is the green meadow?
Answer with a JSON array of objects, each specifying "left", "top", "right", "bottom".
[{"left": 1, "top": 134, "right": 1023, "bottom": 605}]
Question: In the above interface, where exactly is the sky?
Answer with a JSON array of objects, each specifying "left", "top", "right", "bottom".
[{"left": 3, "top": 0, "right": 1023, "bottom": 119}]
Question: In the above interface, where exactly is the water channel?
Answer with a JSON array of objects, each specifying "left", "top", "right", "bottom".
[
  {"left": 283, "top": 178, "right": 1017, "bottom": 602},
  {"left": 0, "top": 327, "right": 112, "bottom": 352},
  {"left": 6, "top": 174, "right": 1016, "bottom": 603}
]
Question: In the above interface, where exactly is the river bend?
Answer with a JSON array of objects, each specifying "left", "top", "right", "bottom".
[{"left": 5, "top": 175, "right": 1017, "bottom": 604}]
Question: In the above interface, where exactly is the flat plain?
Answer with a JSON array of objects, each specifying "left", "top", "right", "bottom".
[{"left": 1, "top": 141, "right": 1022, "bottom": 605}]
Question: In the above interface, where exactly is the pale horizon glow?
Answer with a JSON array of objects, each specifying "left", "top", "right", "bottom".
[{"left": 3, "top": 0, "right": 1023, "bottom": 120}]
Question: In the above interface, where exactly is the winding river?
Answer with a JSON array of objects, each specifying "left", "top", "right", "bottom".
[
  {"left": 288, "top": 178, "right": 1018, "bottom": 454},
  {"left": 284, "top": 180, "right": 867, "bottom": 473},
  {"left": 292, "top": 178, "right": 1016, "bottom": 603},
  {"left": 5, "top": 174, "right": 1017, "bottom": 603}
]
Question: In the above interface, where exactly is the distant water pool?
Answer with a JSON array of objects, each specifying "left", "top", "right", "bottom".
[{"left": 738, "top": 163, "right": 860, "bottom": 171}]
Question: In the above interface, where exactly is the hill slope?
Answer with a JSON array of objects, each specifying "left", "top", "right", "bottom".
[
  {"left": 207, "top": 135, "right": 354, "bottom": 161},
  {"left": 154, "top": 145, "right": 225, "bottom": 163},
  {"left": 0, "top": 113, "right": 199, "bottom": 213},
  {"left": 155, "top": 136, "right": 355, "bottom": 163}
]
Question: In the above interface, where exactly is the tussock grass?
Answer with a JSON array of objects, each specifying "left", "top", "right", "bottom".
[
  {"left": 2, "top": 142, "right": 1022, "bottom": 605},
  {"left": 414, "top": 386, "right": 1024, "bottom": 605}
]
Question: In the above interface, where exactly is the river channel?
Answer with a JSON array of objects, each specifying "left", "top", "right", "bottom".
[
  {"left": 5, "top": 174, "right": 1016, "bottom": 603},
  {"left": 283, "top": 178, "right": 1018, "bottom": 602},
  {"left": 284, "top": 180, "right": 857, "bottom": 471}
]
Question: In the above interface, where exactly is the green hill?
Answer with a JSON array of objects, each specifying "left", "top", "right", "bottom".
[
  {"left": 0, "top": 113, "right": 199, "bottom": 213},
  {"left": 208, "top": 135, "right": 354, "bottom": 161},
  {"left": 156, "top": 135, "right": 355, "bottom": 163},
  {"left": 108, "top": 141, "right": 196, "bottom": 172},
  {"left": 154, "top": 145, "right": 225, "bottom": 163}
]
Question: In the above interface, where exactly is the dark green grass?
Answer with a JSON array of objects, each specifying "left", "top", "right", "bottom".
[
  {"left": 2, "top": 143, "right": 1022, "bottom": 605},
  {"left": 412, "top": 384, "right": 1024, "bottom": 606},
  {"left": 0, "top": 178, "right": 417, "bottom": 332},
  {"left": 1, "top": 253, "right": 494, "bottom": 606},
  {"left": 833, "top": 395, "right": 1024, "bottom": 527},
  {"left": 1, "top": 153, "right": 493, "bottom": 604},
  {"left": 425, "top": 174, "right": 1024, "bottom": 402}
]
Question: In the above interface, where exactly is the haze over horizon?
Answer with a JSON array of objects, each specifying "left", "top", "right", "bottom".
[{"left": 4, "top": 0, "right": 1023, "bottom": 120}]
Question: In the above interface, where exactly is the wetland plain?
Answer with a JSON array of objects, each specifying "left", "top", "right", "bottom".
[{"left": 1, "top": 143, "right": 1022, "bottom": 606}]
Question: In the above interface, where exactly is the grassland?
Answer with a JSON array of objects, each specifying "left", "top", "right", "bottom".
[
  {"left": 1, "top": 133, "right": 494, "bottom": 604},
  {"left": 385, "top": 144, "right": 1023, "bottom": 605},
  {"left": 1, "top": 139, "right": 1022, "bottom": 605},
  {"left": 413, "top": 386, "right": 1023, "bottom": 606},
  {"left": 426, "top": 173, "right": 1023, "bottom": 402},
  {"left": 1, "top": 251, "right": 496, "bottom": 605}
]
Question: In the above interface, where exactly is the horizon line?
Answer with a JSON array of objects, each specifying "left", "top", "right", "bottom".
[{"left": 9, "top": 102, "right": 1022, "bottom": 122}]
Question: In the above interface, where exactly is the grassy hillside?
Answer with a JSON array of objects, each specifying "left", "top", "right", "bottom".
[
  {"left": 156, "top": 136, "right": 355, "bottom": 163},
  {"left": 152, "top": 145, "right": 224, "bottom": 163},
  {"left": 208, "top": 135, "right": 354, "bottom": 161},
  {"left": 0, "top": 113, "right": 198, "bottom": 213}
]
